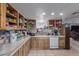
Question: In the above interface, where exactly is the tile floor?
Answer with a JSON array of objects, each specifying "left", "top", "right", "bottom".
[
  {"left": 28, "top": 49, "right": 79, "bottom": 56},
  {"left": 28, "top": 39, "right": 79, "bottom": 56}
]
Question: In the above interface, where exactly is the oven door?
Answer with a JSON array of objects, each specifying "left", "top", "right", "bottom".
[{"left": 50, "top": 36, "right": 59, "bottom": 48}]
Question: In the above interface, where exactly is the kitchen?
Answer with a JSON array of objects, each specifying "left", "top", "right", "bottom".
[{"left": 0, "top": 3, "right": 77, "bottom": 56}]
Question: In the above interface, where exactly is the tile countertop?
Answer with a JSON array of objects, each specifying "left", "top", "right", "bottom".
[
  {"left": 32, "top": 35, "right": 65, "bottom": 37},
  {"left": 0, "top": 36, "right": 31, "bottom": 56}
]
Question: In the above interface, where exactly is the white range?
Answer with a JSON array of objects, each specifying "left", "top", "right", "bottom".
[{"left": 50, "top": 36, "right": 59, "bottom": 48}]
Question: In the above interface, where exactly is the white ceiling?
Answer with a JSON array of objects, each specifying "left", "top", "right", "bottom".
[{"left": 12, "top": 3, "right": 79, "bottom": 20}]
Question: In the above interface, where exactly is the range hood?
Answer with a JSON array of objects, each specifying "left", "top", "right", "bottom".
[{"left": 72, "top": 12, "right": 79, "bottom": 15}]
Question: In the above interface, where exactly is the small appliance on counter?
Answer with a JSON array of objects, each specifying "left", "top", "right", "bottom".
[
  {"left": 9, "top": 30, "right": 17, "bottom": 43},
  {"left": 27, "top": 30, "right": 35, "bottom": 36},
  {"left": 48, "top": 27, "right": 60, "bottom": 36}
]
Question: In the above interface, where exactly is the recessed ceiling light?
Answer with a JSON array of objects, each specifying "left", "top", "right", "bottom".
[
  {"left": 59, "top": 13, "right": 63, "bottom": 16},
  {"left": 42, "top": 12, "right": 46, "bottom": 15},
  {"left": 51, "top": 12, "right": 55, "bottom": 15}
]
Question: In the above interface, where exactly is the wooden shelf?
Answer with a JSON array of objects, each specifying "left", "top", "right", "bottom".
[
  {"left": 6, "top": 4, "right": 18, "bottom": 30},
  {"left": 0, "top": 3, "right": 35, "bottom": 30},
  {"left": 7, "top": 4, "right": 17, "bottom": 11},
  {"left": 49, "top": 19, "right": 62, "bottom": 28},
  {"left": 49, "top": 19, "right": 65, "bottom": 35},
  {"left": 6, "top": 11, "right": 17, "bottom": 19},
  {"left": 7, "top": 20, "right": 17, "bottom": 24},
  {"left": 0, "top": 27, "right": 18, "bottom": 30}
]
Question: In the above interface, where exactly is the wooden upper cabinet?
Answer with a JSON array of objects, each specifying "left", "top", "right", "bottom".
[
  {"left": 6, "top": 4, "right": 19, "bottom": 30},
  {"left": 49, "top": 19, "right": 62, "bottom": 28},
  {"left": 0, "top": 3, "right": 27, "bottom": 30},
  {"left": 0, "top": 3, "right": 6, "bottom": 28},
  {"left": 0, "top": 3, "right": 1, "bottom": 28},
  {"left": 48, "top": 19, "right": 65, "bottom": 35}
]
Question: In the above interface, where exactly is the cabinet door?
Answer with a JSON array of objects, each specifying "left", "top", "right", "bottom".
[
  {"left": 44, "top": 38, "right": 49, "bottom": 49},
  {"left": 31, "top": 37, "right": 38, "bottom": 49},
  {"left": 38, "top": 39, "right": 44, "bottom": 49},
  {"left": 59, "top": 37, "right": 65, "bottom": 48},
  {"left": 18, "top": 47, "right": 23, "bottom": 56},
  {"left": 25, "top": 41, "right": 30, "bottom": 56},
  {"left": 24, "top": 40, "right": 28, "bottom": 55},
  {"left": 38, "top": 37, "right": 49, "bottom": 49},
  {"left": 31, "top": 37, "right": 49, "bottom": 50},
  {"left": 26, "top": 40, "right": 30, "bottom": 55},
  {"left": 28, "top": 39, "right": 31, "bottom": 50},
  {"left": 21, "top": 46, "right": 24, "bottom": 56},
  {"left": 23, "top": 44, "right": 26, "bottom": 56}
]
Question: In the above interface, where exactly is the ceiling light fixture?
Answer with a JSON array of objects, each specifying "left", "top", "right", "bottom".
[
  {"left": 51, "top": 12, "right": 55, "bottom": 15},
  {"left": 42, "top": 12, "right": 46, "bottom": 15},
  {"left": 59, "top": 13, "right": 63, "bottom": 16}
]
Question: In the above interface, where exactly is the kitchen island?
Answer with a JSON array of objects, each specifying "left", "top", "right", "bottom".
[
  {"left": 0, "top": 35, "right": 65, "bottom": 56},
  {"left": 31, "top": 35, "right": 65, "bottom": 49}
]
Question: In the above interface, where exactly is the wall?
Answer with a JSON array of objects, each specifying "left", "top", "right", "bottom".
[
  {"left": 64, "top": 17, "right": 79, "bottom": 24},
  {"left": 62, "top": 16, "right": 79, "bottom": 30}
]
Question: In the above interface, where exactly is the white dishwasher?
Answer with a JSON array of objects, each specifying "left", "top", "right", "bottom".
[{"left": 50, "top": 36, "right": 59, "bottom": 48}]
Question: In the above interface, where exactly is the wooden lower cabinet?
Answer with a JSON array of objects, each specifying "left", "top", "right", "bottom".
[
  {"left": 59, "top": 37, "right": 65, "bottom": 48},
  {"left": 13, "top": 39, "right": 30, "bottom": 56},
  {"left": 38, "top": 39, "right": 45, "bottom": 49},
  {"left": 13, "top": 50, "right": 19, "bottom": 56},
  {"left": 25, "top": 40, "right": 30, "bottom": 55},
  {"left": 31, "top": 37, "right": 38, "bottom": 49},
  {"left": 22, "top": 45, "right": 26, "bottom": 56},
  {"left": 44, "top": 38, "right": 49, "bottom": 49},
  {"left": 31, "top": 37, "right": 49, "bottom": 50},
  {"left": 38, "top": 37, "right": 49, "bottom": 49}
]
